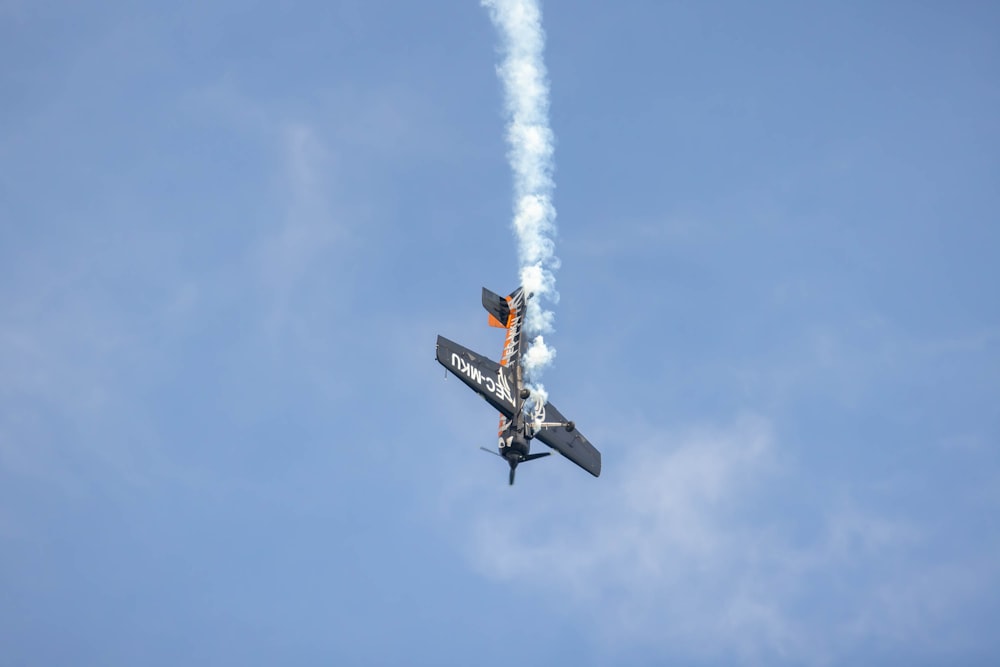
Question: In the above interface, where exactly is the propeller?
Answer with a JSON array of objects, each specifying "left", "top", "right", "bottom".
[{"left": 480, "top": 446, "right": 518, "bottom": 485}]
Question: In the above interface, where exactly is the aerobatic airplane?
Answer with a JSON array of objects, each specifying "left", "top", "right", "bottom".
[{"left": 436, "top": 286, "right": 601, "bottom": 485}]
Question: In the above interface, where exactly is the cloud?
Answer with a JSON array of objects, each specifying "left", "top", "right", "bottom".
[
  {"left": 255, "top": 122, "right": 343, "bottom": 310},
  {"left": 0, "top": 240, "right": 178, "bottom": 491},
  {"left": 0, "top": 109, "right": 348, "bottom": 496},
  {"left": 464, "top": 414, "right": 996, "bottom": 664}
]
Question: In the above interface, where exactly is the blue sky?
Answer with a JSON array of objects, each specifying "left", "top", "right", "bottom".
[{"left": 2, "top": 1, "right": 999, "bottom": 665}]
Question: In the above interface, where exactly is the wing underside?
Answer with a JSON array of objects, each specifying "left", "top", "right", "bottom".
[
  {"left": 436, "top": 335, "right": 516, "bottom": 418},
  {"left": 533, "top": 402, "right": 602, "bottom": 477}
]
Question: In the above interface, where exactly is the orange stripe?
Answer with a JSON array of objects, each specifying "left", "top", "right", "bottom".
[{"left": 499, "top": 295, "right": 516, "bottom": 366}]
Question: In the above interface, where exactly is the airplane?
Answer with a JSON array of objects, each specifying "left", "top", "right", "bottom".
[{"left": 436, "top": 286, "right": 601, "bottom": 485}]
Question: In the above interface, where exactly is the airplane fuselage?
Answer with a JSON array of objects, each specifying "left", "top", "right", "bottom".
[{"left": 500, "top": 429, "right": 531, "bottom": 460}]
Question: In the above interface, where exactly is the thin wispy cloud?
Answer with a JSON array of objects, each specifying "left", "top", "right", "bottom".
[
  {"left": 256, "top": 123, "right": 342, "bottom": 307},
  {"left": 465, "top": 414, "right": 996, "bottom": 664}
]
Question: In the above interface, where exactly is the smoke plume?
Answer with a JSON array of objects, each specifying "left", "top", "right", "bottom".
[{"left": 482, "top": 0, "right": 559, "bottom": 400}]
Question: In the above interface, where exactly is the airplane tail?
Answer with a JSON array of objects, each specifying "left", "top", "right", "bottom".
[
  {"left": 482, "top": 287, "right": 527, "bottom": 367},
  {"left": 482, "top": 287, "right": 514, "bottom": 328}
]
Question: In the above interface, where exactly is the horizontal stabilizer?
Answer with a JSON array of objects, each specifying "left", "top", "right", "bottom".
[{"left": 482, "top": 287, "right": 511, "bottom": 328}]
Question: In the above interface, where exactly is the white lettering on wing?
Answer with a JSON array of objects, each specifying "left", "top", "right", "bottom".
[
  {"left": 450, "top": 351, "right": 515, "bottom": 409},
  {"left": 450, "top": 352, "right": 484, "bottom": 385}
]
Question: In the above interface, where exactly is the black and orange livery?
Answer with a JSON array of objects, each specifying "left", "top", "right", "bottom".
[{"left": 436, "top": 286, "right": 601, "bottom": 485}]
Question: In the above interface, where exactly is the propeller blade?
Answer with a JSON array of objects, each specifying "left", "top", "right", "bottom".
[
  {"left": 479, "top": 446, "right": 502, "bottom": 458},
  {"left": 509, "top": 466, "right": 516, "bottom": 486}
]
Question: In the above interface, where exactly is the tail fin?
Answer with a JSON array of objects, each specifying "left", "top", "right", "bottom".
[{"left": 482, "top": 286, "right": 526, "bottom": 367}]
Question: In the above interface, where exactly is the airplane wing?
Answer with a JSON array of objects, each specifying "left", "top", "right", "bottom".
[
  {"left": 436, "top": 335, "right": 516, "bottom": 418},
  {"left": 533, "top": 402, "right": 602, "bottom": 477}
]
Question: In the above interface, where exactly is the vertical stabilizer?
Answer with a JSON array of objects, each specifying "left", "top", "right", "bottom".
[{"left": 481, "top": 287, "right": 526, "bottom": 367}]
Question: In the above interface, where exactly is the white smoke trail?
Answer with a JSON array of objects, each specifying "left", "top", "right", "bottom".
[{"left": 482, "top": 0, "right": 559, "bottom": 404}]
